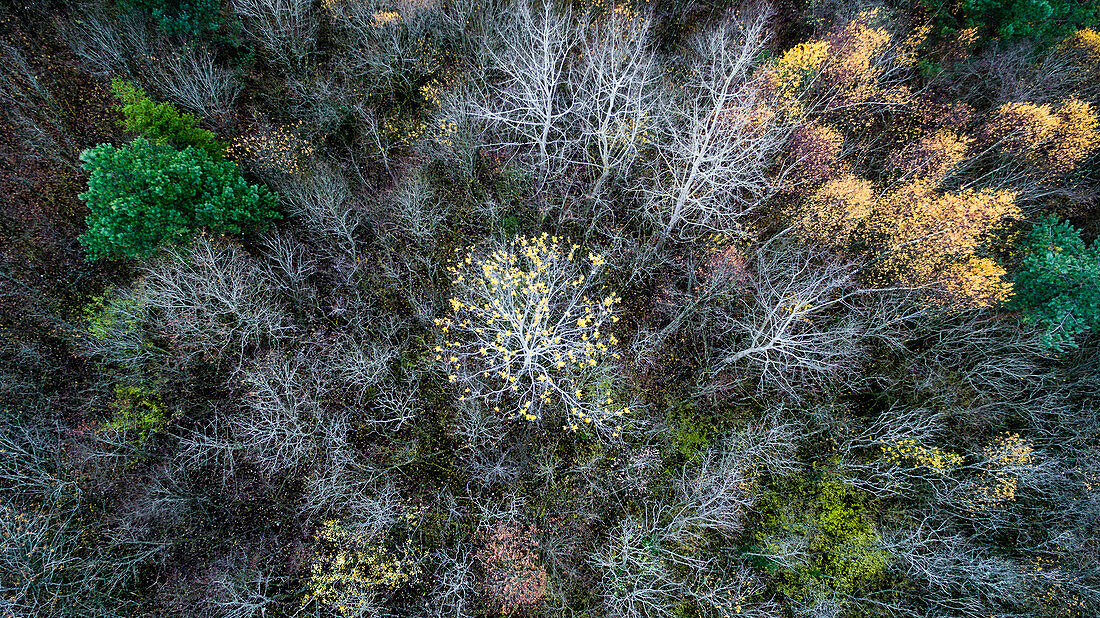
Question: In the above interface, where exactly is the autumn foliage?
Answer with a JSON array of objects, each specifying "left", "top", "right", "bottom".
[{"left": 5, "top": 2, "right": 1100, "bottom": 618}]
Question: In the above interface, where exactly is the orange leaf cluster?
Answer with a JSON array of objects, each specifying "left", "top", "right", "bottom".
[{"left": 476, "top": 523, "right": 548, "bottom": 616}]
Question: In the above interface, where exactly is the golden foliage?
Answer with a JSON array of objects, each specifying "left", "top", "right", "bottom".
[
  {"left": 788, "top": 118, "right": 1016, "bottom": 307},
  {"left": 1051, "top": 99, "right": 1100, "bottom": 172},
  {"left": 1059, "top": 27, "right": 1100, "bottom": 67},
  {"left": 766, "top": 9, "right": 914, "bottom": 121},
  {"left": 792, "top": 172, "right": 874, "bottom": 250},
  {"left": 881, "top": 439, "right": 963, "bottom": 470},
  {"left": 986, "top": 98, "right": 1100, "bottom": 178},
  {"left": 888, "top": 130, "right": 972, "bottom": 182},
  {"left": 940, "top": 257, "right": 1013, "bottom": 309},
  {"left": 898, "top": 25, "right": 931, "bottom": 67},
  {"left": 864, "top": 179, "right": 1018, "bottom": 307},
  {"left": 767, "top": 40, "right": 829, "bottom": 112},
  {"left": 821, "top": 10, "right": 898, "bottom": 108},
  {"left": 961, "top": 433, "right": 1035, "bottom": 514},
  {"left": 370, "top": 10, "right": 402, "bottom": 27},
  {"left": 715, "top": 105, "right": 776, "bottom": 138}
]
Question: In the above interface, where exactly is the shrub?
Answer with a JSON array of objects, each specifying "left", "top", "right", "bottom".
[
  {"left": 78, "top": 137, "right": 279, "bottom": 260},
  {"left": 304, "top": 519, "right": 426, "bottom": 617},
  {"left": 118, "top": 0, "right": 223, "bottom": 37},
  {"left": 1008, "top": 216, "right": 1100, "bottom": 349},
  {"left": 100, "top": 383, "right": 168, "bottom": 448},
  {"left": 475, "top": 523, "right": 548, "bottom": 616},
  {"left": 112, "top": 79, "right": 226, "bottom": 159}
]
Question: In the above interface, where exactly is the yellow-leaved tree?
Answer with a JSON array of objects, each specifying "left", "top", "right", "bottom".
[
  {"left": 862, "top": 180, "right": 1018, "bottom": 307},
  {"left": 790, "top": 125, "right": 1019, "bottom": 308},
  {"left": 984, "top": 98, "right": 1100, "bottom": 180}
]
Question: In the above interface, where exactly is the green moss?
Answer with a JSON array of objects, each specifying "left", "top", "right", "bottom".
[
  {"left": 84, "top": 287, "right": 143, "bottom": 343},
  {"left": 752, "top": 469, "right": 889, "bottom": 602},
  {"left": 666, "top": 401, "right": 732, "bottom": 466},
  {"left": 810, "top": 479, "right": 889, "bottom": 593}
]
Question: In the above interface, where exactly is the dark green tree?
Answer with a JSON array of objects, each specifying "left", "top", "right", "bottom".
[
  {"left": 1009, "top": 216, "right": 1100, "bottom": 349},
  {"left": 117, "top": 0, "right": 223, "bottom": 37},
  {"left": 78, "top": 137, "right": 279, "bottom": 261},
  {"left": 921, "top": 0, "right": 1100, "bottom": 43}
]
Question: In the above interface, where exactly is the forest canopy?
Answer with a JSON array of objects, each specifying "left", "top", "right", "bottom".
[{"left": 1, "top": 0, "right": 1099, "bottom": 617}]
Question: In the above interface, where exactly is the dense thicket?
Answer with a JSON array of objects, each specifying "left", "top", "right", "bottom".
[{"left": 2, "top": 0, "right": 1099, "bottom": 617}]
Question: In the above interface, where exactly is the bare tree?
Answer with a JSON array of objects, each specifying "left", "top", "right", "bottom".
[
  {"left": 469, "top": 0, "right": 581, "bottom": 177},
  {"left": 321, "top": 331, "right": 398, "bottom": 410},
  {"left": 62, "top": 10, "right": 157, "bottom": 82},
  {"left": 230, "top": 0, "right": 318, "bottom": 74},
  {"left": 452, "top": 399, "right": 524, "bottom": 491},
  {"left": 275, "top": 162, "right": 364, "bottom": 262},
  {"left": 883, "top": 524, "right": 1032, "bottom": 616},
  {"left": 174, "top": 411, "right": 240, "bottom": 490},
  {"left": 822, "top": 404, "right": 963, "bottom": 500},
  {"left": 888, "top": 311, "right": 1066, "bottom": 432},
  {"left": 328, "top": 0, "right": 449, "bottom": 102},
  {"left": 424, "top": 549, "right": 478, "bottom": 618},
  {"left": 146, "top": 46, "right": 241, "bottom": 127},
  {"left": 0, "top": 44, "right": 79, "bottom": 167},
  {"left": 700, "top": 246, "right": 867, "bottom": 400},
  {"left": 234, "top": 351, "right": 331, "bottom": 475},
  {"left": 591, "top": 422, "right": 792, "bottom": 618},
  {"left": 259, "top": 231, "right": 318, "bottom": 311},
  {"left": 0, "top": 421, "right": 78, "bottom": 507},
  {"left": 300, "top": 454, "right": 395, "bottom": 526},
  {"left": 572, "top": 9, "right": 659, "bottom": 196},
  {"left": 0, "top": 502, "right": 124, "bottom": 617},
  {"left": 641, "top": 7, "right": 788, "bottom": 244},
  {"left": 591, "top": 512, "right": 775, "bottom": 618},
  {"left": 207, "top": 561, "right": 289, "bottom": 618},
  {"left": 436, "top": 234, "right": 630, "bottom": 437},
  {"left": 386, "top": 175, "right": 449, "bottom": 247},
  {"left": 139, "top": 237, "right": 292, "bottom": 375}
]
